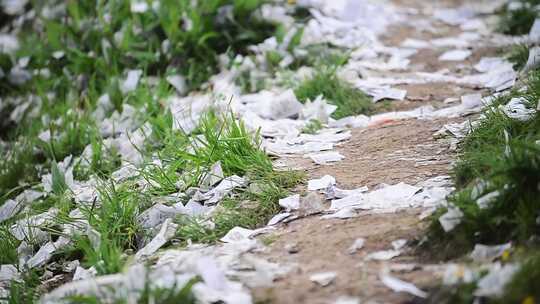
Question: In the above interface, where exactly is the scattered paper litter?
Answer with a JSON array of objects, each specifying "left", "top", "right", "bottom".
[
  {"left": 244, "top": 89, "right": 303, "bottom": 120},
  {"left": 443, "top": 264, "right": 478, "bottom": 285},
  {"left": 439, "top": 49, "right": 471, "bottom": 61},
  {"left": 438, "top": 206, "right": 463, "bottom": 232},
  {"left": 0, "top": 265, "right": 19, "bottom": 282},
  {"left": 166, "top": 75, "right": 187, "bottom": 95},
  {"left": 267, "top": 212, "right": 292, "bottom": 226},
  {"left": 391, "top": 239, "right": 407, "bottom": 251},
  {"left": 135, "top": 219, "right": 178, "bottom": 260},
  {"left": 333, "top": 296, "right": 361, "bottom": 304},
  {"left": 476, "top": 190, "right": 500, "bottom": 209},
  {"left": 499, "top": 97, "right": 536, "bottom": 122},
  {"left": 308, "top": 175, "right": 336, "bottom": 191},
  {"left": 474, "top": 263, "right": 519, "bottom": 297},
  {"left": 120, "top": 69, "right": 142, "bottom": 94},
  {"left": 305, "top": 151, "right": 345, "bottom": 165},
  {"left": 347, "top": 238, "right": 365, "bottom": 254},
  {"left": 220, "top": 227, "right": 254, "bottom": 243},
  {"left": 380, "top": 273, "right": 427, "bottom": 298},
  {"left": 470, "top": 243, "right": 511, "bottom": 262},
  {"left": 523, "top": 46, "right": 540, "bottom": 72},
  {"left": 401, "top": 38, "right": 430, "bottom": 49},
  {"left": 278, "top": 194, "right": 300, "bottom": 211},
  {"left": 365, "top": 250, "right": 401, "bottom": 261},
  {"left": 529, "top": 18, "right": 540, "bottom": 42},
  {"left": 309, "top": 272, "right": 337, "bottom": 287},
  {"left": 321, "top": 207, "right": 357, "bottom": 219},
  {"left": 299, "top": 192, "right": 325, "bottom": 216},
  {"left": 329, "top": 182, "right": 421, "bottom": 212},
  {"left": 325, "top": 185, "right": 369, "bottom": 200}
]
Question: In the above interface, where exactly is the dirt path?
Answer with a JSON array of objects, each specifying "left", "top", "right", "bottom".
[{"left": 252, "top": 1, "right": 495, "bottom": 303}]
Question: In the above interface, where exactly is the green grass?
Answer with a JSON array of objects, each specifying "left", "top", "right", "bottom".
[
  {"left": 170, "top": 113, "right": 306, "bottom": 244},
  {"left": 498, "top": 0, "right": 540, "bottom": 35},
  {"left": 294, "top": 66, "right": 372, "bottom": 119},
  {"left": 424, "top": 65, "right": 540, "bottom": 261},
  {"left": 302, "top": 119, "right": 323, "bottom": 134},
  {"left": 3, "top": 269, "right": 42, "bottom": 304},
  {"left": 0, "top": 225, "right": 20, "bottom": 265},
  {"left": 176, "top": 169, "right": 304, "bottom": 244},
  {"left": 508, "top": 44, "right": 530, "bottom": 70},
  {"left": 496, "top": 251, "right": 540, "bottom": 304},
  {"left": 70, "top": 181, "right": 142, "bottom": 274},
  {"left": 292, "top": 44, "right": 350, "bottom": 69}
]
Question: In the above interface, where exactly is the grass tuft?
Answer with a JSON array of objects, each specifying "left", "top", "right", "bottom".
[
  {"left": 498, "top": 1, "right": 539, "bottom": 36},
  {"left": 294, "top": 66, "right": 372, "bottom": 119}
]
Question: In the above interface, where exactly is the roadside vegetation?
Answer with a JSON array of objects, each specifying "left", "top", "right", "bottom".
[
  {"left": 497, "top": 0, "right": 540, "bottom": 35},
  {"left": 423, "top": 3, "right": 540, "bottom": 302}
]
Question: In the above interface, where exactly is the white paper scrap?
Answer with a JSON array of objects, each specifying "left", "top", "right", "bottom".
[
  {"left": 439, "top": 50, "right": 471, "bottom": 61},
  {"left": 309, "top": 272, "right": 337, "bottom": 287},
  {"left": 380, "top": 274, "right": 427, "bottom": 298},
  {"left": 308, "top": 175, "right": 336, "bottom": 191}
]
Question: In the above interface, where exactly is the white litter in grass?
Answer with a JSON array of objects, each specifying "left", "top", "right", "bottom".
[
  {"left": 202, "top": 175, "right": 247, "bottom": 205},
  {"left": 309, "top": 272, "right": 337, "bottom": 287},
  {"left": 476, "top": 190, "right": 500, "bottom": 209},
  {"left": 0, "top": 265, "right": 19, "bottom": 282},
  {"left": 500, "top": 97, "right": 536, "bottom": 122},
  {"left": 1, "top": 0, "right": 28, "bottom": 15},
  {"left": 434, "top": 121, "right": 472, "bottom": 139},
  {"left": 300, "top": 95, "right": 337, "bottom": 123},
  {"left": 439, "top": 49, "right": 471, "bottom": 61},
  {"left": 443, "top": 264, "right": 478, "bottom": 285},
  {"left": 380, "top": 273, "right": 427, "bottom": 298},
  {"left": 308, "top": 175, "right": 336, "bottom": 191},
  {"left": 305, "top": 151, "right": 345, "bottom": 165},
  {"left": 439, "top": 206, "right": 464, "bottom": 232},
  {"left": 0, "top": 34, "right": 19, "bottom": 54},
  {"left": 120, "top": 69, "right": 142, "bottom": 94},
  {"left": 529, "top": 18, "right": 540, "bottom": 42},
  {"left": 166, "top": 75, "right": 187, "bottom": 95},
  {"left": 244, "top": 89, "right": 303, "bottom": 120},
  {"left": 470, "top": 243, "right": 512, "bottom": 262},
  {"left": 0, "top": 200, "right": 22, "bottom": 224},
  {"left": 130, "top": 1, "right": 149, "bottom": 13},
  {"left": 365, "top": 250, "right": 401, "bottom": 261},
  {"left": 201, "top": 162, "right": 225, "bottom": 188},
  {"left": 474, "top": 263, "right": 519, "bottom": 297},
  {"left": 72, "top": 266, "right": 97, "bottom": 281},
  {"left": 137, "top": 203, "right": 189, "bottom": 229},
  {"left": 220, "top": 227, "right": 254, "bottom": 243},
  {"left": 347, "top": 238, "right": 365, "bottom": 254},
  {"left": 27, "top": 237, "right": 70, "bottom": 269},
  {"left": 523, "top": 46, "right": 540, "bottom": 73},
  {"left": 135, "top": 219, "right": 178, "bottom": 260},
  {"left": 10, "top": 208, "right": 59, "bottom": 242},
  {"left": 279, "top": 194, "right": 300, "bottom": 211}
]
